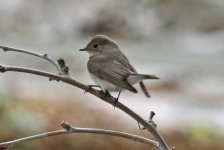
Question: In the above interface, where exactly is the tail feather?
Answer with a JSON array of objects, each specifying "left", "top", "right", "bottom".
[
  {"left": 127, "top": 74, "right": 159, "bottom": 98},
  {"left": 144, "top": 74, "right": 160, "bottom": 80},
  {"left": 127, "top": 74, "right": 159, "bottom": 85},
  {"left": 140, "top": 81, "right": 150, "bottom": 98}
]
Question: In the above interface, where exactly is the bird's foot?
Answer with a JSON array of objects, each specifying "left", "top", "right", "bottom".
[
  {"left": 84, "top": 85, "right": 101, "bottom": 94},
  {"left": 113, "top": 91, "right": 121, "bottom": 109},
  {"left": 99, "top": 90, "right": 121, "bottom": 109},
  {"left": 100, "top": 90, "right": 111, "bottom": 97}
]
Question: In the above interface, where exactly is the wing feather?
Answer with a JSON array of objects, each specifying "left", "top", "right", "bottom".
[
  {"left": 99, "top": 63, "right": 137, "bottom": 93},
  {"left": 112, "top": 52, "right": 150, "bottom": 96}
]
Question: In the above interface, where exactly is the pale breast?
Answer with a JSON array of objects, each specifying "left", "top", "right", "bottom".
[{"left": 89, "top": 73, "right": 121, "bottom": 92}]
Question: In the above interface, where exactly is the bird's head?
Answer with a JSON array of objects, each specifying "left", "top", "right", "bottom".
[{"left": 79, "top": 35, "right": 118, "bottom": 56}]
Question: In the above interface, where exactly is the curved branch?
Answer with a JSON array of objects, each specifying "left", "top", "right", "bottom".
[
  {"left": 0, "top": 64, "right": 170, "bottom": 150},
  {"left": 0, "top": 121, "right": 158, "bottom": 148},
  {"left": 0, "top": 65, "right": 169, "bottom": 149},
  {"left": 0, "top": 46, "right": 60, "bottom": 72}
]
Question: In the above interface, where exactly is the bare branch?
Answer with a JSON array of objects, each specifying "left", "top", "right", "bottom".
[
  {"left": 0, "top": 46, "right": 60, "bottom": 72},
  {"left": 0, "top": 64, "right": 171, "bottom": 150},
  {"left": 61, "top": 121, "right": 159, "bottom": 146},
  {"left": 0, "top": 121, "right": 158, "bottom": 149},
  {"left": 0, "top": 46, "right": 172, "bottom": 150},
  {"left": 0, "top": 130, "right": 66, "bottom": 149}
]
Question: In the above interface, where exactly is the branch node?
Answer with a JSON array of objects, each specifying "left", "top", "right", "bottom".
[
  {"left": 149, "top": 121, "right": 157, "bottom": 128},
  {"left": 0, "top": 46, "right": 9, "bottom": 52},
  {"left": 61, "top": 121, "right": 73, "bottom": 132},
  {"left": 148, "top": 111, "right": 157, "bottom": 128},
  {"left": 0, "top": 65, "right": 6, "bottom": 73},
  {"left": 57, "top": 58, "right": 70, "bottom": 75},
  {"left": 149, "top": 111, "right": 155, "bottom": 120},
  {"left": 42, "top": 54, "right": 48, "bottom": 57},
  {"left": 171, "top": 147, "right": 176, "bottom": 150}
]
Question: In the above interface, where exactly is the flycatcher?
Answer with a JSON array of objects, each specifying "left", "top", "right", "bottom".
[{"left": 79, "top": 35, "right": 159, "bottom": 99}]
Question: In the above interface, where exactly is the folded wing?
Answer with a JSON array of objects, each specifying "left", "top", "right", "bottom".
[{"left": 99, "top": 63, "right": 137, "bottom": 93}]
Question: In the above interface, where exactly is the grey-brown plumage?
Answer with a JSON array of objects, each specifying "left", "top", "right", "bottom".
[{"left": 79, "top": 35, "right": 159, "bottom": 97}]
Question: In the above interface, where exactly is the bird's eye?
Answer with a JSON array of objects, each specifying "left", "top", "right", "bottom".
[{"left": 93, "top": 43, "right": 99, "bottom": 48}]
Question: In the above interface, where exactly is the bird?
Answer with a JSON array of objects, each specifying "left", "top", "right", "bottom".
[{"left": 79, "top": 35, "right": 159, "bottom": 101}]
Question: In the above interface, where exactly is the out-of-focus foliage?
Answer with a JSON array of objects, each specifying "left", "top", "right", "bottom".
[{"left": 0, "top": 97, "right": 223, "bottom": 150}]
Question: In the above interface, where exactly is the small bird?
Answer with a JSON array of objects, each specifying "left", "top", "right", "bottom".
[{"left": 79, "top": 35, "right": 159, "bottom": 100}]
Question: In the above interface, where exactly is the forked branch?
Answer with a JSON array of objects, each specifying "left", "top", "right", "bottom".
[
  {"left": 0, "top": 46, "right": 60, "bottom": 73},
  {"left": 0, "top": 46, "right": 172, "bottom": 150}
]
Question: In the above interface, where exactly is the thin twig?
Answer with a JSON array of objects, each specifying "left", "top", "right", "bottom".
[
  {"left": 0, "top": 64, "right": 170, "bottom": 150},
  {"left": 0, "top": 121, "right": 158, "bottom": 148},
  {"left": 0, "top": 130, "right": 66, "bottom": 148},
  {"left": 0, "top": 46, "right": 60, "bottom": 72}
]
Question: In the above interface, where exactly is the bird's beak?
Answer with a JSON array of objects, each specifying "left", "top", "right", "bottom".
[{"left": 79, "top": 48, "right": 87, "bottom": 51}]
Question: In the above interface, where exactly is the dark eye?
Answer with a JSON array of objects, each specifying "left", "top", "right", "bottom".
[{"left": 93, "top": 43, "right": 99, "bottom": 48}]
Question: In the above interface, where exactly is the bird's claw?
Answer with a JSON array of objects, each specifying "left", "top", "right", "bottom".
[
  {"left": 113, "top": 98, "right": 119, "bottom": 109},
  {"left": 99, "top": 90, "right": 121, "bottom": 109},
  {"left": 113, "top": 91, "right": 121, "bottom": 108},
  {"left": 99, "top": 90, "right": 111, "bottom": 97}
]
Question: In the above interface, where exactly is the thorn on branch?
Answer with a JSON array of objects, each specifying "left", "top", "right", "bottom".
[
  {"left": 57, "top": 58, "right": 69, "bottom": 75},
  {"left": 0, "top": 65, "right": 6, "bottom": 73},
  {"left": 61, "top": 121, "right": 73, "bottom": 132}
]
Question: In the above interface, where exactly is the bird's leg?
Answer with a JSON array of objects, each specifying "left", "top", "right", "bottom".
[
  {"left": 84, "top": 85, "right": 101, "bottom": 94},
  {"left": 99, "top": 90, "right": 111, "bottom": 97},
  {"left": 100, "top": 90, "right": 111, "bottom": 96},
  {"left": 114, "top": 91, "right": 121, "bottom": 106},
  {"left": 105, "top": 90, "right": 111, "bottom": 96}
]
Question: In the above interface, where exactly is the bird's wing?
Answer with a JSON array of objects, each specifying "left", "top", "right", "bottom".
[
  {"left": 99, "top": 63, "right": 137, "bottom": 93},
  {"left": 117, "top": 51, "right": 151, "bottom": 97},
  {"left": 110, "top": 51, "right": 133, "bottom": 70},
  {"left": 109, "top": 50, "right": 151, "bottom": 97}
]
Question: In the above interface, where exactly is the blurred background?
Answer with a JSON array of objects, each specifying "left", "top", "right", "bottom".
[{"left": 0, "top": 0, "right": 224, "bottom": 149}]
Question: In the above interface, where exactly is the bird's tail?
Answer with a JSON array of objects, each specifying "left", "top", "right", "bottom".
[
  {"left": 140, "top": 81, "right": 150, "bottom": 97},
  {"left": 127, "top": 74, "right": 159, "bottom": 84},
  {"left": 127, "top": 74, "right": 159, "bottom": 98}
]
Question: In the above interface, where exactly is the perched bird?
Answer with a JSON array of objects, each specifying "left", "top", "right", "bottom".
[{"left": 79, "top": 35, "right": 159, "bottom": 100}]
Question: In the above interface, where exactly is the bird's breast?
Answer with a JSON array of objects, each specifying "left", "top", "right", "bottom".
[{"left": 89, "top": 73, "right": 121, "bottom": 92}]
